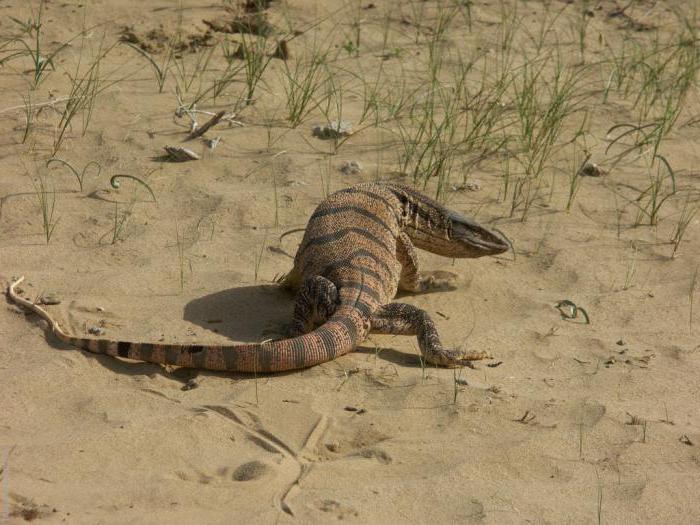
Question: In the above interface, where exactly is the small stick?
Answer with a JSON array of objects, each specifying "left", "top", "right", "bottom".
[
  {"left": 0, "top": 96, "right": 76, "bottom": 114},
  {"left": 185, "top": 110, "right": 226, "bottom": 141},
  {"left": 174, "top": 94, "right": 243, "bottom": 128}
]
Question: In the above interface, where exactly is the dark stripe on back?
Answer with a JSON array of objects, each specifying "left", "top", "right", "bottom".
[
  {"left": 339, "top": 298, "right": 374, "bottom": 318},
  {"left": 338, "top": 280, "right": 382, "bottom": 303},
  {"left": 299, "top": 228, "right": 394, "bottom": 260},
  {"left": 309, "top": 205, "right": 396, "bottom": 234},
  {"left": 336, "top": 187, "right": 399, "bottom": 218},
  {"left": 319, "top": 249, "right": 393, "bottom": 280},
  {"left": 323, "top": 263, "right": 383, "bottom": 284}
]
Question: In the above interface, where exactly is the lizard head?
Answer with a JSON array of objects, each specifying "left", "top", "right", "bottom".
[
  {"left": 445, "top": 210, "right": 510, "bottom": 258},
  {"left": 393, "top": 185, "right": 510, "bottom": 258}
]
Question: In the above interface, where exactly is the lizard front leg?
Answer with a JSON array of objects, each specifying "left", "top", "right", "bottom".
[
  {"left": 396, "top": 233, "right": 459, "bottom": 293},
  {"left": 370, "top": 303, "right": 475, "bottom": 368}
]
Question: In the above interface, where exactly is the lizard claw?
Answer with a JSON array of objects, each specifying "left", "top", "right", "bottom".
[{"left": 425, "top": 348, "right": 476, "bottom": 369}]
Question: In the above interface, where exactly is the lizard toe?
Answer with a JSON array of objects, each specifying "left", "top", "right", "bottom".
[{"left": 425, "top": 348, "right": 475, "bottom": 369}]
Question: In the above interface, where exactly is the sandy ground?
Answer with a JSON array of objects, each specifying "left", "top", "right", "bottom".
[{"left": 1, "top": 0, "right": 699, "bottom": 523}]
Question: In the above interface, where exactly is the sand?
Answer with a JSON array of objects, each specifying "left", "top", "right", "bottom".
[{"left": 1, "top": 0, "right": 699, "bottom": 522}]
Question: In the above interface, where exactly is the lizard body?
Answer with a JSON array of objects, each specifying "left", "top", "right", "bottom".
[{"left": 8, "top": 182, "right": 509, "bottom": 372}]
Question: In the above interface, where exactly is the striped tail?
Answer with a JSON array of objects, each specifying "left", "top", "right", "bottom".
[{"left": 8, "top": 277, "right": 369, "bottom": 373}]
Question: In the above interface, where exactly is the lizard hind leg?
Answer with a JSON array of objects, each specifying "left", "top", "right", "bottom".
[
  {"left": 291, "top": 275, "right": 339, "bottom": 336},
  {"left": 370, "top": 303, "right": 474, "bottom": 368},
  {"left": 397, "top": 233, "right": 459, "bottom": 293}
]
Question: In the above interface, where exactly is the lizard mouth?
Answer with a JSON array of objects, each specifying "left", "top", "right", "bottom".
[{"left": 449, "top": 212, "right": 511, "bottom": 256}]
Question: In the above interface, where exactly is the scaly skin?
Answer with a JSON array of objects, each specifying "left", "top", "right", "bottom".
[{"left": 7, "top": 183, "right": 510, "bottom": 372}]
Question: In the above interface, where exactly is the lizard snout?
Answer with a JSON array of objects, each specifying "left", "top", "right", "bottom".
[{"left": 449, "top": 212, "right": 511, "bottom": 257}]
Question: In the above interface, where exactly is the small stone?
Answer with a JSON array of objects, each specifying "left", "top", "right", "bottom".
[
  {"left": 88, "top": 326, "right": 105, "bottom": 336},
  {"left": 451, "top": 181, "right": 481, "bottom": 192},
  {"left": 579, "top": 162, "right": 606, "bottom": 177},
  {"left": 679, "top": 434, "right": 694, "bottom": 446},
  {"left": 205, "top": 137, "right": 221, "bottom": 150},
  {"left": 39, "top": 293, "right": 61, "bottom": 305},
  {"left": 312, "top": 121, "right": 353, "bottom": 140},
  {"left": 164, "top": 145, "right": 200, "bottom": 161},
  {"left": 181, "top": 378, "right": 199, "bottom": 391},
  {"left": 339, "top": 160, "right": 362, "bottom": 175}
]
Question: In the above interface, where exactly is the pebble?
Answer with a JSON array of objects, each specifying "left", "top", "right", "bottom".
[
  {"left": 205, "top": 137, "right": 221, "bottom": 150},
  {"left": 451, "top": 181, "right": 481, "bottom": 192},
  {"left": 579, "top": 162, "right": 606, "bottom": 177},
  {"left": 312, "top": 121, "right": 353, "bottom": 139},
  {"left": 339, "top": 160, "right": 362, "bottom": 175},
  {"left": 39, "top": 293, "right": 61, "bottom": 305},
  {"left": 164, "top": 145, "right": 200, "bottom": 161},
  {"left": 181, "top": 378, "right": 199, "bottom": 391}
]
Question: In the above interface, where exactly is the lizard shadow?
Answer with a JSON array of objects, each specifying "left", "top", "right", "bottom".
[
  {"left": 20, "top": 283, "right": 425, "bottom": 378},
  {"left": 353, "top": 346, "right": 422, "bottom": 368},
  {"left": 17, "top": 284, "right": 298, "bottom": 381},
  {"left": 184, "top": 285, "right": 434, "bottom": 370},
  {"left": 183, "top": 283, "right": 295, "bottom": 342}
]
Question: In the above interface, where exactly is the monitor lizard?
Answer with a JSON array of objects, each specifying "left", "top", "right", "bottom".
[{"left": 8, "top": 182, "right": 510, "bottom": 373}]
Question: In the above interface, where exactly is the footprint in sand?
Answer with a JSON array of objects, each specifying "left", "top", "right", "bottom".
[
  {"left": 231, "top": 460, "right": 272, "bottom": 482},
  {"left": 320, "top": 420, "right": 392, "bottom": 464},
  {"left": 317, "top": 499, "right": 359, "bottom": 519},
  {"left": 351, "top": 447, "right": 392, "bottom": 464}
]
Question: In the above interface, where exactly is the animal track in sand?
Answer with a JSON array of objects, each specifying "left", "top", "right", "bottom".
[
  {"left": 200, "top": 404, "right": 328, "bottom": 516},
  {"left": 320, "top": 420, "right": 391, "bottom": 459},
  {"left": 232, "top": 460, "right": 273, "bottom": 481},
  {"left": 351, "top": 447, "right": 392, "bottom": 464},
  {"left": 316, "top": 499, "right": 359, "bottom": 520}
]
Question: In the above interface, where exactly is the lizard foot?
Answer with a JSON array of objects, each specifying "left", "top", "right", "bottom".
[{"left": 424, "top": 348, "right": 488, "bottom": 369}]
